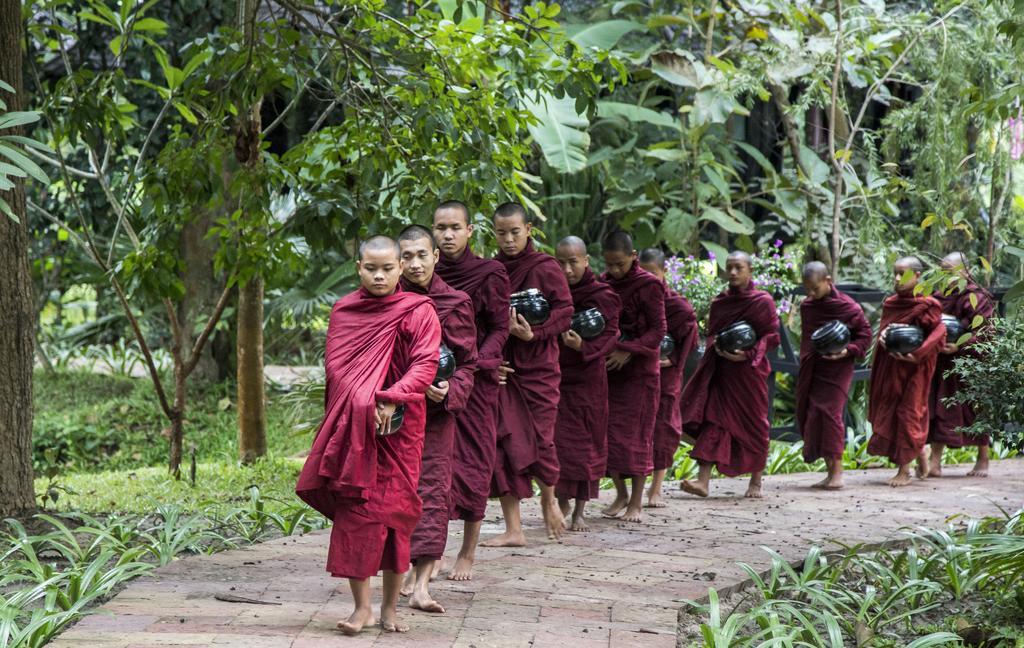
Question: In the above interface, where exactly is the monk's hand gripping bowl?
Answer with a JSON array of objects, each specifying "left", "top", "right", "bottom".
[
  {"left": 884, "top": 324, "right": 924, "bottom": 355},
  {"left": 510, "top": 289, "right": 551, "bottom": 326},
  {"left": 660, "top": 335, "right": 676, "bottom": 359},
  {"left": 810, "top": 320, "right": 851, "bottom": 356},
  {"left": 715, "top": 321, "right": 757, "bottom": 354},
  {"left": 570, "top": 308, "right": 606, "bottom": 340}
]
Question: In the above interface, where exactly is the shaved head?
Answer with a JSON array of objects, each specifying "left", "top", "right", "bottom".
[
  {"left": 601, "top": 231, "right": 633, "bottom": 255},
  {"left": 435, "top": 200, "right": 470, "bottom": 226},
  {"left": 941, "top": 251, "right": 969, "bottom": 270},
  {"left": 398, "top": 224, "right": 436, "bottom": 250},
  {"left": 895, "top": 255, "right": 924, "bottom": 272},
  {"left": 359, "top": 235, "right": 401, "bottom": 261},
  {"left": 802, "top": 261, "right": 829, "bottom": 282},
  {"left": 639, "top": 247, "right": 666, "bottom": 267},
  {"left": 556, "top": 235, "right": 587, "bottom": 255},
  {"left": 727, "top": 251, "right": 752, "bottom": 269}
]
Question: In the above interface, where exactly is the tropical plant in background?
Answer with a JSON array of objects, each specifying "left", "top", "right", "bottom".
[{"left": 0, "top": 79, "right": 49, "bottom": 222}]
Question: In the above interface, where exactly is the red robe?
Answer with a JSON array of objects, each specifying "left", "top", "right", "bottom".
[
  {"left": 867, "top": 292, "right": 944, "bottom": 465},
  {"left": 603, "top": 262, "right": 666, "bottom": 477},
  {"left": 928, "top": 283, "right": 995, "bottom": 448},
  {"left": 492, "top": 240, "right": 573, "bottom": 498},
  {"left": 296, "top": 287, "right": 441, "bottom": 579},
  {"left": 401, "top": 275, "right": 478, "bottom": 563},
  {"left": 555, "top": 269, "right": 621, "bottom": 501},
  {"left": 796, "top": 286, "right": 872, "bottom": 462},
  {"left": 436, "top": 248, "right": 510, "bottom": 522},
  {"left": 653, "top": 283, "right": 699, "bottom": 471},
  {"left": 680, "top": 285, "right": 780, "bottom": 477}
]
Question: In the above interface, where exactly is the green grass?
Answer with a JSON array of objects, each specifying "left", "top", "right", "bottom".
[{"left": 34, "top": 456, "right": 306, "bottom": 516}]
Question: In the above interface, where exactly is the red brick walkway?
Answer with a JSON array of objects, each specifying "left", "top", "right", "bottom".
[{"left": 52, "top": 462, "right": 1024, "bottom": 647}]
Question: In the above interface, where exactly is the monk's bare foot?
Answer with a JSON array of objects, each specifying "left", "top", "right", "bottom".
[
  {"left": 621, "top": 505, "right": 643, "bottom": 523},
  {"left": 601, "top": 496, "right": 628, "bottom": 517},
  {"left": 380, "top": 616, "right": 410, "bottom": 633},
  {"left": 542, "top": 499, "right": 566, "bottom": 541},
  {"left": 822, "top": 477, "right": 844, "bottom": 490},
  {"left": 744, "top": 484, "right": 763, "bottom": 498},
  {"left": 447, "top": 555, "right": 473, "bottom": 581},
  {"left": 967, "top": 460, "right": 989, "bottom": 478},
  {"left": 480, "top": 530, "right": 527, "bottom": 548},
  {"left": 680, "top": 480, "right": 709, "bottom": 498},
  {"left": 915, "top": 449, "right": 930, "bottom": 479},
  {"left": 430, "top": 557, "right": 447, "bottom": 581},
  {"left": 337, "top": 608, "right": 375, "bottom": 635},
  {"left": 889, "top": 472, "right": 913, "bottom": 488},
  {"left": 399, "top": 570, "right": 414, "bottom": 597},
  {"left": 810, "top": 476, "right": 830, "bottom": 490},
  {"left": 409, "top": 593, "right": 445, "bottom": 614},
  {"left": 645, "top": 490, "right": 666, "bottom": 508},
  {"left": 569, "top": 514, "right": 590, "bottom": 532}
]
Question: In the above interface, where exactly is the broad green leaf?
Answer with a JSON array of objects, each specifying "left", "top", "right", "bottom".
[
  {"left": 596, "top": 101, "right": 680, "bottom": 130},
  {"left": 647, "top": 15, "right": 687, "bottom": 28},
  {"left": 172, "top": 102, "right": 198, "bottom": 125},
  {"left": 703, "top": 165, "right": 730, "bottom": 201},
  {"left": 0, "top": 143, "right": 49, "bottom": 184},
  {"left": 700, "top": 206, "right": 754, "bottom": 234},
  {"left": 700, "top": 240, "right": 729, "bottom": 269},
  {"left": 692, "top": 89, "right": 746, "bottom": 125},
  {"left": 522, "top": 92, "right": 590, "bottom": 173},
  {"left": 1004, "top": 245, "right": 1024, "bottom": 259},
  {"left": 971, "top": 315, "right": 984, "bottom": 329},
  {"left": 110, "top": 35, "right": 126, "bottom": 57},
  {"left": 920, "top": 213, "right": 937, "bottom": 229},
  {"left": 642, "top": 148, "right": 685, "bottom": 161},
  {"left": 132, "top": 17, "right": 168, "bottom": 33},
  {"left": 735, "top": 142, "right": 774, "bottom": 173},
  {"left": 798, "top": 144, "right": 830, "bottom": 185},
  {"left": 566, "top": 20, "right": 644, "bottom": 50},
  {"left": 969, "top": 292, "right": 978, "bottom": 310},
  {"left": 651, "top": 52, "right": 702, "bottom": 88},
  {"left": 0, "top": 111, "right": 42, "bottom": 130},
  {"left": 1004, "top": 278, "right": 1024, "bottom": 304}
]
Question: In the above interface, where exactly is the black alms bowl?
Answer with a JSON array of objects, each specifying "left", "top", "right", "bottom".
[
  {"left": 435, "top": 343, "right": 456, "bottom": 384},
  {"left": 510, "top": 288, "right": 550, "bottom": 326},
  {"left": 884, "top": 324, "right": 924, "bottom": 355},
  {"left": 660, "top": 335, "right": 676, "bottom": 359},
  {"left": 571, "top": 308, "right": 606, "bottom": 340},
  {"left": 942, "top": 314, "right": 965, "bottom": 343},
  {"left": 715, "top": 321, "right": 757, "bottom": 354},
  {"left": 811, "top": 320, "right": 851, "bottom": 356},
  {"left": 389, "top": 404, "right": 406, "bottom": 434}
]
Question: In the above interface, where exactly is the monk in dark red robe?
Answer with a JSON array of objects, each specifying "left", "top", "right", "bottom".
[
  {"left": 868, "top": 256, "right": 945, "bottom": 487},
  {"left": 295, "top": 236, "right": 441, "bottom": 635},
  {"left": 639, "top": 248, "right": 698, "bottom": 508},
  {"left": 397, "top": 225, "right": 478, "bottom": 614},
  {"left": 796, "top": 262, "right": 872, "bottom": 490},
  {"left": 553, "top": 236, "right": 621, "bottom": 531},
  {"left": 433, "top": 201, "right": 510, "bottom": 581},
  {"left": 680, "top": 251, "right": 780, "bottom": 499},
  {"left": 602, "top": 231, "right": 666, "bottom": 523},
  {"left": 485, "top": 202, "right": 573, "bottom": 546},
  {"left": 928, "top": 252, "right": 996, "bottom": 478}
]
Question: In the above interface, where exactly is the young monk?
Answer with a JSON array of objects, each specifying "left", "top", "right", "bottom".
[
  {"left": 679, "top": 251, "right": 780, "bottom": 499},
  {"left": 602, "top": 232, "right": 666, "bottom": 523},
  {"left": 433, "top": 201, "right": 511, "bottom": 580},
  {"left": 295, "top": 236, "right": 441, "bottom": 635},
  {"left": 486, "top": 202, "right": 573, "bottom": 545},
  {"left": 638, "top": 248, "right": 698, "bottom": 508},
  {"left": 796, "top": 261, "right": 872, "bottom": 490},
  {"left": 554, "top": 236, "right": 621, "bottom": 531},
  {"left": 928, "top": 252, "right": 996, "bottom": 478},
  {"left": 397, "top": 225, "right": 478, "bottom": 613},
  {"left": 868, "top": 256, "right": 945, "bottom": 487}
]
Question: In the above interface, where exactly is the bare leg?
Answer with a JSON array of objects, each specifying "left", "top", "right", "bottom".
[
  {"left": 928, "top": 443, "right": 945, "bottom": 477},
  {"left": 447, "top": 520, "right": 480, "bottom": 581},
  {"left": 408, "top": 560, "right": 445, "bottom": 614},
  {"left": 430, "top": 557, "right": 446, "bottom": 580},
  {"left": 380, "top": 570, "right": 409, "bottom": 632},
  {"left": 889, "top": 462, "right": 914, "bottom": 487},
  {"left": 337, "top": 578, "right": 375, "bottom": 635},
  {"left": 480, "top": 496, "right": 527, "bottom": 547},
  {"left": 645, "top": 468, "right": 667, "bottom": 508},
  {"left": 558, "top": 496, "right": 571, "bottom": 518},
  {"left": 681, "top": 462, "right": 712, "bottom": 497},
  {"left": 744, "top": 471, "right": 763, "bottom": 498},
  {"left": 602, "top": 475, "right": 629, "bottom": 517},
  {"left": 968, "top": 445, "right": 990, "bottom": 477},
  {"left": 569, "top": 499, "right": 589, "bottom": 531},
  {"left": 539, "top": 483, "right": 566, "bottom": 541},
  {"left": 821, "top": 457, "right": 844, "bottom": 490},
  {"left": 622, "top": 475, "right": 645, "bottom": 522},
  {"left": 399, "top": 566, "right": 414, "bottom": 597},
  {"left": 915, "top": 448, "right": 930, "bottom": 479}
]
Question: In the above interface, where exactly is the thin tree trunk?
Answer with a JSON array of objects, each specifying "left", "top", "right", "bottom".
[
  {"left": 0, "top": 0, "right": 37, "bottom": 516},
  {"left": 827, "top": 0, "right": 845, "bottom": 278},
  {"left": 237, "top": 276, "right": 266, "bottom": 463},
  {"left": 179, "top": 208, "right": 222, "bottom": 383}
]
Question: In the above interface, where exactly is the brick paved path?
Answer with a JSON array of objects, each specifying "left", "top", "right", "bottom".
[{"left": 52, "top": 462, "right": 1024, "bottom": 648}]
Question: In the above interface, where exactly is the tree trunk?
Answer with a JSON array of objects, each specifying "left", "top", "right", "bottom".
[
  {"left": 0, "top": 0, "right": 37, "bottom": 516},
  {"left": 236, "top": 276, "right": 266, "bottom": 463},
  {"left": 178, "top": 209, "right": 223, "bottom": 384}
]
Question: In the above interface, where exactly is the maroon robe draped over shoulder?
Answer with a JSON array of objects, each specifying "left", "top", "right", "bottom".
[
  {"left": 603, "top": 262, "right": 666, "bottom": 477},
  {"left": 867, "top": 292, "right": 944, "bottom": 465},
  {"left": 653, "top": 283, "right": 699, "bottom": 471},
  {"left": 296, "top": 287, "right": 441, "bottom": 578},
  {"left": 436, "top": 248, "right": 510, "bottom": 522},
  {"left": 680, "top": 285, "right": 780, "bottom": 477},
  {"left": 928, "top": 283, "right": 995, "bottom": 448},
  {"left": 492, "top": 241, "right": 573, "bottom": 498},
  {"left": 796, "top": 286, "right": 872, "bottom": 462},
  {"left": 555, "top": 269, "right": 621, "bottom": 501},
  {"left": 401, "top": 275, "right": 478, "bottom": 562}
]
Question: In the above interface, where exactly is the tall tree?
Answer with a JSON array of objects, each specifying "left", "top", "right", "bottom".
[{"left": 0, "top": 0, "right": 37, "bottom": 516}]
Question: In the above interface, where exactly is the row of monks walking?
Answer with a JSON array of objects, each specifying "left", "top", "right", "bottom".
[{"left": 294, "top": 201, "right": 995, "bottom": 635}]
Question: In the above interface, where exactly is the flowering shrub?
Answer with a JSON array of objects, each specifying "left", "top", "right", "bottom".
[{"left": 665, "top": 241, "right": 803, "bottom": 332}]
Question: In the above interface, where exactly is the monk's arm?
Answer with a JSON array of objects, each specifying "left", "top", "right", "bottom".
[
  {"left": 376, "top": 304, "right": 442, "bottom": 404},
  {"left": 579, "top": 294, "right": 622, "bottom": 362},
  {"left": 443, "top": 300, "right": 479, "bottom": 414},
  {"left": 617, "top": 284, "right": 667, "bottom": 356},
  {"left": 667, "top": 300, "right": 698, "bottom": 365},
  {"left": 847, "top": 305, "right": 873, "bottom": 359},
  {"left": 529, "top": 265, "right": 574, "bottom": 341},
  {"left": 907, "top": 300, "right": 945, "bottom": 363},
  {"left": 476, "top": 273, "right": 511, "bottom": 371}
]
